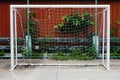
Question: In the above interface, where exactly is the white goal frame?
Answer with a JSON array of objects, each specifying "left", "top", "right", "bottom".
[{"left": 10, "top": 4, "right": 110, "bottom": 70}]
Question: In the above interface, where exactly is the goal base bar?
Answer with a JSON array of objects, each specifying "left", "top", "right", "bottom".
[{"left": 11, "top": 63, "right": 110, "bottom": 70}]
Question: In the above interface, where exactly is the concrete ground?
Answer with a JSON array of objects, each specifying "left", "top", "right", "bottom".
[{"left": 0, "top": 59, "right": 120, "bottom": 80}]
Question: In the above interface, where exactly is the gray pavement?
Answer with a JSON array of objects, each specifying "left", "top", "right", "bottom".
[{"left": 0, "top": 59, "right": 120, "bottom": 80}]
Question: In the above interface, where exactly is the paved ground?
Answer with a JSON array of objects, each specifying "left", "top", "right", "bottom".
[{"left": 0, "top": 59, "right": 120, "bottom": 80}]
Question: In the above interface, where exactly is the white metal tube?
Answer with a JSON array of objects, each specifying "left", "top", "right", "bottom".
[
  {"left": 106, "top": 6, "right": 110, "bottom": 70},
  {"left": 10, "top": 5, "right": 110, "bottom": 8},
  {"left": 14, "top": 10, "right": 18, "bottom": 65},
  {"left": 102, "top": 10, "right": 105, "bottom": 64},
  {"left": 10, "top": 7, "right": 14, "bottom": 70}
]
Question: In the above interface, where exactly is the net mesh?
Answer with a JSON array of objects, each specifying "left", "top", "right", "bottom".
[{"left": 13, "top": 7, "right": 108, "bottom": 66}]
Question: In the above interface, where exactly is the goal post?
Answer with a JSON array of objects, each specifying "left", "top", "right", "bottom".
[{"left": 10, "top": 5, "right": 110, "bottom": 70}]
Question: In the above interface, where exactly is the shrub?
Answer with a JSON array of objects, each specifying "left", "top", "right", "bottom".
[
  {"left": 55, "top": 11, "right": 94, "bottom": 33},
  {"left": 53, "top": 52, "right": 71, "bottom": 60},
  {"left": 110, "top": 47, "right": 120, "bottom": 56},
  {"left": 0, "top": 50, "right": 5, "bottom": 56},
  {"left": 52, "top": 47, "right": 97, "bottom": 60}
]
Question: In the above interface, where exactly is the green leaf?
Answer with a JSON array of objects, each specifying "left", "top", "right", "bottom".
[
  {"left": 116, "top": 20, "right": 120, "bottom": 24},
  {"left": 62, "top": 16, "right": 66, "bottom": 20}
]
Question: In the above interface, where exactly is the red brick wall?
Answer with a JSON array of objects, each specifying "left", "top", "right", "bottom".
[
  {"left": 0, "top": 1, "right": 120, "bottom": 37},
  {"left": 0, "top": 2, "right": 10, "bottom": 37}
]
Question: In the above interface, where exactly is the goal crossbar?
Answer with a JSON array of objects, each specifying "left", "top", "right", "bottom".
[{"left": 10, "top": 5, "right": 110, "bottom": 8}]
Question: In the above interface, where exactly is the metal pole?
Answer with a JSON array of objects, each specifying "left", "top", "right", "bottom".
[
  {"left": 95, "top": 0, "right": 98, "bottom": 35},
  {"left": 27, "top": 0, "right": 29, "bottom": 36},
  {"left": 10, "top": 7, "right": 14, "bottom": 70},
  {"left": 94, "top": 0, "right": 99, "bottom": 54},
  {"left": 26, "top": 0, "right": 31, "bottom": 53},
  {"left": 27, "top": 0, "right": 29, "bottom": 4},
  {"left": 102, "top": 10, "right": 105, "bottom": 64},
  {"left": 14, "top": 10, "right": 18, "bottom": 65},
  {"left": 106, "top": 6, "right": 110, "bottom": 70}
]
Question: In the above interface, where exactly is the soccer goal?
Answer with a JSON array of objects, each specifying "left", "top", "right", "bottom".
[{"left": 10, "top": 5, "right": 110, "bottom": 70}]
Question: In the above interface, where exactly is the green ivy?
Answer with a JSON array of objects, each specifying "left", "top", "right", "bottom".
[
  {"left": 0, "top": 50, "right": 5, "bottom": 56},
  {"left": 55, "top": 12, "right": 94, "bottom": 33},
  {"left": 110, "top": 46, "right": 120, "bottom": 56},
  {"left": 52, "top": 47, "right": 97, "bottom": 60}
]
